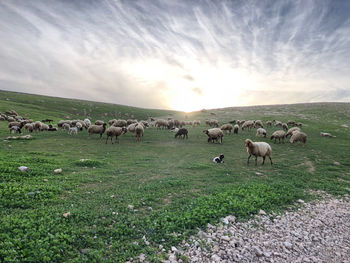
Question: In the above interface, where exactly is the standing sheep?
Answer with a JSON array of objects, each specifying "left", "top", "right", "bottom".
[
  {"left": 220, "top": 124, "right": 233, "bottom": 134},
  {"left": 105, "top": 127, "right": 127, "bottom": 144},
  {"left": 233, "top": 124, "right": 239, "bottom": 134},
  {"left": 68, "top": 127, "right": 78, "bottom": 135},
  {"left": 270, "top": 130, "right": 286, "bottom": 143},
  {"left": 242, "top": 120, "right": 254, "bottom": 131},
  {"left": 254, "top": 120, "right": 264, "bottom": 128},
  {"left": 256, "top": 128, "right": 267, "bottom": 138},
  {"left": 290, "top": 131, "right": 307, "bottom": 144},
  {"left": 203, "top": 128, "right": 224, "bottom": 144},
  {"left": 95, "top": 120, "right": 105, "bottom": 126},
  {"left": 282, "top": 123, "right": 288, "bottom": 131},
  {"left": 84, "top": 118, "right": 91, "bottom": 128},
  {"left": 245, "top": 139, "right": 273, "bottom": 165},
  {"left": 286, "top": 127, "right": 301, "bottom": 138},
  {"left": 175, "top": 128, "right": 188, "bottom": 139},
  {"left": 135, "top": 123, "right": 144, "bottom": 142},
  {"left": 88, "top": 123, "right": 107, "bottom": 139}
]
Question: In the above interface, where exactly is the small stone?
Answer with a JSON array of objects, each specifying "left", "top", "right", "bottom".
[
  {"left": 221, "top": 218, "right": 229, "bottom": 225},
  {"left": 18, "top": 166, "right": 30, "bottom": 172},
  {"left": 63, "top": 212, "right": 71, "bottom": 218},
  {"left": 333, "top": 161, "right": 340, "bottom": 166},
  {"left": 252, "top": 246, "right": 263, "bottom": 256},
  {"left": 80, "top": 248, "right": 90, "bottom": 254},
  {"left": 128, "top": 205, "right": 134, "bottom": 210},
  {"left": 211, "top": 254, "right": 221, "bottom": 262},
  {"left": 221, "top": 235, "right": 230, "bottom": 242},
  {"left": 139, "top": 253, "right": 146, "bottom": 262},
  {"left": 256, "top": 172, "right": 263, "bottom": 175},
  {"left": 171, "top": 246, "right": 178, "bottom": 252},
  {"left": 54, "top": 168, "right": 62, "bottom": 174},
  {"left": 264, "top": 252, "right": 271, "bottom": 257},
  {"left": 43, "top": 179, "right": 48, "bottom": 182},
  {"left": 259, "top": 209, "right": 267, "bottom": 216},
  {"left": 297, "top": 199, "right": 305, "bottom": 203},
  {"left": 284, "top": 241, "right": 293, "bottom": 249},
  {"left": 112, "top": 211, "right": 116, "bottom": 215}
]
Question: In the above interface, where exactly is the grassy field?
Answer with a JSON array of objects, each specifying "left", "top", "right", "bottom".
[{"left": 1, "top": 90, "right": 350, "bottom": 262}]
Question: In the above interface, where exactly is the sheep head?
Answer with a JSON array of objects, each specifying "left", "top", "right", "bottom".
[{"left": 245, "top": 139, "right": 253, "bottom": 148}]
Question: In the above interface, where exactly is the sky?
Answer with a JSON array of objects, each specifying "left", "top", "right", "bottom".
[{"left": 1, "top": 0, "right": 350, "bottom": 112}]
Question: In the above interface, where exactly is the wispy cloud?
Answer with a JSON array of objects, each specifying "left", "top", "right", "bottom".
[{"left": 0, "top": 0, "right": 349, "bottom": 111}]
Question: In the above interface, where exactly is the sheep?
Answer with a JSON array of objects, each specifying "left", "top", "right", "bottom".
[
  {"left": 84, "top": 118, "right": 91, "bottom": 128},
  {"left": 24, "top": 123, "right": 34, "bottom": 133},
  {"left": 286, "top": 127, "right": 301, "bottom": 138},
  {"left": 290, "top": 131, "right": 307, "bottom": 144},
  {"left": 245, "top": 139, "right": 273, "bottom": 166},
  {"left": 75, "top": 122, "right": 83, "bottom": 131},
  {"left": 193, "top": 120, "right": 201, "bottom": 127},
  {"left": 58, "top": 120, "right": 71, "bottom": 128},
  {"left": 320, "top": 132, "right": 336, "bottom": 138},
  {"left": 33, "top": 121, "right": 43, "bottom": 132},
  {"left": 127, "top": 119, "right": 137, "bottom": 125},
  {"left": 170, "top": 127, "right": 179, "bottom": 133},
  {"left": 206, "top": 119, "right": 219, "bottom": 127},
  {"left": 282, "top": 123, "right": 288, "bottom": 131},
  {"left": 270, "top": 130, "right": 286, "bottom": 143},
  {"left": 174, "top": 119, "right": 181, "bottom": 128},
  {"left": 167, "top": 119, "right": 175, "bottom": 129},
  {"left": 233, "top": 124, "right": 239, "bottom": 134},
  {"left": 242, "top": 120, "right": 254, "bottom": 131},
  {"left": 62, "top": 123, "right": 70, "bottom": 131},
  {"left": 10, "top": 126, "right": 21, "bottom": 134},
  {"left": 108, "top": 119, "right": 117, "bottom": 126},
  {"left": 213, "top": 154, "right": 224, "bottom": 163},
  {"left": 175, "top": 128, "right": 188, "bottom": 139},
  {"left": 287, "top": 120, "right": 295, "bottom": 126},
  {"left": 203, "top": 128, "right": 224, "bottom": 144},
  {"left": 295, "top": 122, "right": 303, "bottom": 127},
  {"left": 135, "top": 123, "right": 144, "bottom": 141},
  {"left": 112, "top": 119, "right": 128, "bottom": 127},
  {"left": 256, "top": 128, "right": 267, "bottom": 138},
  {"left": 68, "top": 127, "right": 78, "bottom": 135},
  {"left": 266, "top": 121, "right": 272, "bottom": 127},
  {"left": 8, "top": 121, "right": 23, "bottom": 129},
  {"left": 88, "top": 123, "right": 107, "bottom": 139},
  {"left": 140, "top": 120, "right": 149, "bottom": 128},
  {"left": 41, "top": 124, "right": 49, "bottom": 131},
  {"left": 105, "top": 126, "right": 127, "bottom": 144},
  {"left": 220, "top": 124, "right": 233, "bottom": 134},
  {"left": 7, "top": 116, "right": 15, "bottom": 122},
  {"left": 155, "top": 119, "right": 168, "bottom": 129},
  {"left": 48, "top": 124, "right": 58, "bottom": 131},
  {"left": 95, "top": 120, "right": 105, "bottom": 126},
  {"left": 274, "top": 120, "right": 283, "bottom": 127},
  {"left": 254, "top": 120, "right": 264, "bottom": 128}
]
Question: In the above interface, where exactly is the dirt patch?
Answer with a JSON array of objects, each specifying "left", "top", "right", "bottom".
[{"left": 305, "top": 161, "right": 315, "bottom": 173}]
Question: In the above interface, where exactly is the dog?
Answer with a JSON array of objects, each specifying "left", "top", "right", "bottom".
[{"left": 213, "top": 154, "right": 224, "bottom": 163}]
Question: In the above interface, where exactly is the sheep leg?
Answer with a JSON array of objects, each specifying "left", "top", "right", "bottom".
[
  {"left": 247, "top": 155, "right": 251, "bottom": 165},
  {"left": 255, "top": 156, "right": 258, "bottom": 166},
  {"left": 262, "top": 156, "right": 266, "bottom": 165},
  {"left": 269, "top": 156, "right": 273, "bottom": 165}
]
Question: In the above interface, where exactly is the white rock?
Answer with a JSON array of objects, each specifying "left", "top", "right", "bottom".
[
  {"left": 54, "top": 168, "right": 62, "bottom": 174},
  {"left": 128, "top": 205, "right": 134, "bottom": 210},
  {"left": 259, "top": 209, "right": 267, "bottom": 215},
  {"left": 284, "top": 241, "right": 293, "bottom": 249},
  {"left": 252, "top": 246, "right": 263, "bottom": 256},
  {"left": 18, "top": 166, "right": 30, "bottom": 172},
  {"left": 221, "top": 236, "right": 230, "bottom": 242},
  {"left": 171, "top": 246, "right": 178, "bottom": 252},
  {"left": 211, "top": 254, "right": 221, "bottom": 262}
]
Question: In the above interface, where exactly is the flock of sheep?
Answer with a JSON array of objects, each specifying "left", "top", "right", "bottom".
[{"left": 1, "top": 109, "right": 336, "bottom": 165}]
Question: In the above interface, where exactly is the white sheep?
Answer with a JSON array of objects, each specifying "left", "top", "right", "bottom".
[
  {"left": 242, "top": 120, "right": 254, "bottom": 131},
  {"left": 75, "top": 122, "right": 83, "bottom": 131},
  {"left": 88, "top": 123, "right": 107, "bottom": 139},
  {"left": 84, "top": 118, "right": 91, "bottom": 128},
  {"left": 41, "top": 124, "right": 49, "bottom": 131},
  {"left": 127, "top": 123, "right": 138, "bottom": 133},
  {"left": 24, "top": 123, "right": 34, "bottom": 133},
  {"left": 203, "top": 128, "right": 224, "bottom": 144},
  {"left": 95, "top": 120, "right": 105, "bottom": 126},
  {"left": 256, "top": 128, "right": 267, "bottom": 138},
  {"left": 290, "top": 131, "right": 307, "bottom": 144},
  {"left": 62, "top": 123, "right": 70, "bottom": 131},
  {"left": 274, "top": 120, "right": 282, "bottom": 127},
  {"left": 68, "top": 127, "right": 78, "bottom": 135},
  {"left": 270, "top": 130, "right": 286, "bottom": 143},
  {"left": 233, "top": 124, "right": 239, "bottom": 134},
  {"left": 113, "top": 119, "right": 127, "bottom": 127},
  {"left": 254, "top": 120, "right": 264, "bottom": 128},
  {"left": 105, "top": 126, "right": 127, "bottom": 144},
  {"left": 286, "top": 127, "right": 301, "bottom": 138},
  {"left": 33, "top": 121, "right": 43, "bottom": 132},
  {"left": 135, "top": 123, "right": 144, "bottom": 141},
  {"left": 245, "top": 139, "right": 273, "bottom": 165},
  {"left": 265, "top": 121, "right": 272, "bottom": 127},
  {"left": 282, "top": 123, "right": 288, "bottom": 131},
  {"left": 220, "top": 124, "right": 233, "bottom": 134}
]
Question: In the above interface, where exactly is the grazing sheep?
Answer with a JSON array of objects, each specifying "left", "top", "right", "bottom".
[
  {"left": 233, "top": 124, "right": 239, "bottom": 134},
  {"left": 140, "top": 120, "right": 149, "bottom": 128},
  {"left": 174, "top": 119, "right": 181, "bottom": 128},
  {"left": 155, "top": 119, "right": 168, "bottom": 129},
  {"left": 295, "top": 122, "right": 303, "bottom": 127},
  {"left": 94, "top": 120, "right": 105, "bottom": 126},
  {"left": 242, "top": 120, "right": 254, "bottom": 131},
  {"left": 270, "top": 130, "right": 286, "bottom": 143},
  {"left": 7, "top": 116, "right": 15, "bottom": 122},
  {"left": 135, "top": 123, "right": 144, "bottom": 141},
  {"left": 193, "top": 120, "right": 201, "bottom": 126},
  {"left": 10, "top": 126, "right": 21, "bottom": 134},
  {"left": 24, "top": 123, "right": 34, "bottom": 133},
  {"left": 290, "top": 131, "right": 307, "bottom": 144},
  {"left": 206, "top": 119, "right": 219, "bottom": 127},
  {"left": 105, "top": 127, "right": 127, "bottom": 144},
  {"left": 274, "top": 120, "right": 283, "bottom": 127},
  {"left": 112, "top": 119, "right": 127, "bottom": 127},
  {"left": 127, "top": 123, "right": 138, "bottom": 133},
  {"left": 220, "top": 124, "right": 233, "bottom": 134},
  {"left": 175, "top": 128, "right": 188, "bottom": 139},
  {"left": 287, "top": 120, "right": 295, "bottom": 126},
  {"left": 33, "top": 121, "right": 43, "bottom": 132},
  {"left": 254, "top": 120, "right": 264, "bottom": 128},
  {"left": 282, "top": 123, "right": 288, "bottom": 131},
  {"left": 256, "top": 128, "right": 267, "bottom": 138},
  {"left": 245, "top": 139, "right": 273, "bottom": 165},
  {"left": 41, "top": 124, "right": 49, "bottom": 131},
  {"left": 266, "top": 121, "right": 272, "bottom": 127},
  {"left": 213, "top": 154, "right": 224, "bottom": 163},
  {"left": 88, "top": 123, "right": 107, "bottom": 139},
  {"left": 68, "top": 127, "right": 78, "bottom": 135},
  {"left": 8, "top": 121, "right": 23, "bottom": 129},
  {"left": 84, "top": 118, "right": 91, "bottom": 128},
  {"left": 286, "top": 127, "right": 301, "bottom": 138},
  {"left": 320, "top": 132, "right": 336, "bottom": 138},
  {"left": 108, "top": 119, "right": 117, "bottom": 126},
  {"left": 203, "top": 128, "right": 224, "bottom": 144},
  {"left": 167, "top": 119, "right": 175, "bottom": 129},
  {"left": 62, "top": 123, "right": 70, "bottom": 131},
  {"left": 75, "top": 122, "right": 83, "bottom": 131}
]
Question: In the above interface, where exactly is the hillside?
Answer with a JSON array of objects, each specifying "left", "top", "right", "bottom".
[{"left": 1, "top": 90, "right": 350, "bottom": 262}]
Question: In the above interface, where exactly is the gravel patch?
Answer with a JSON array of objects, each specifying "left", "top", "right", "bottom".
[{"left": 166, "top": 194, "right": 350, "bottom": 263}]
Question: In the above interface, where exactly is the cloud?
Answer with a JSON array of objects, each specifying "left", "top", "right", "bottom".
[{"left": 0, "top": 0, "right": 349, "bottom": 110}]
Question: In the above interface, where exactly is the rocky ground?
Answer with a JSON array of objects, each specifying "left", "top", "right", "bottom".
[{"left": 163, "top": 193, "right": 350, "bottom": 263}]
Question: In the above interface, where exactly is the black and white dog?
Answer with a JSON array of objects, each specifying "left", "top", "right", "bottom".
[{"left": 213, "top": 154, "right": 224, "bottom": 163}]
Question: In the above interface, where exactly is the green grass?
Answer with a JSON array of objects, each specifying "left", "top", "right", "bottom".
[{"left": 1, "top": 90, "right": 350, "bottom": 262}]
